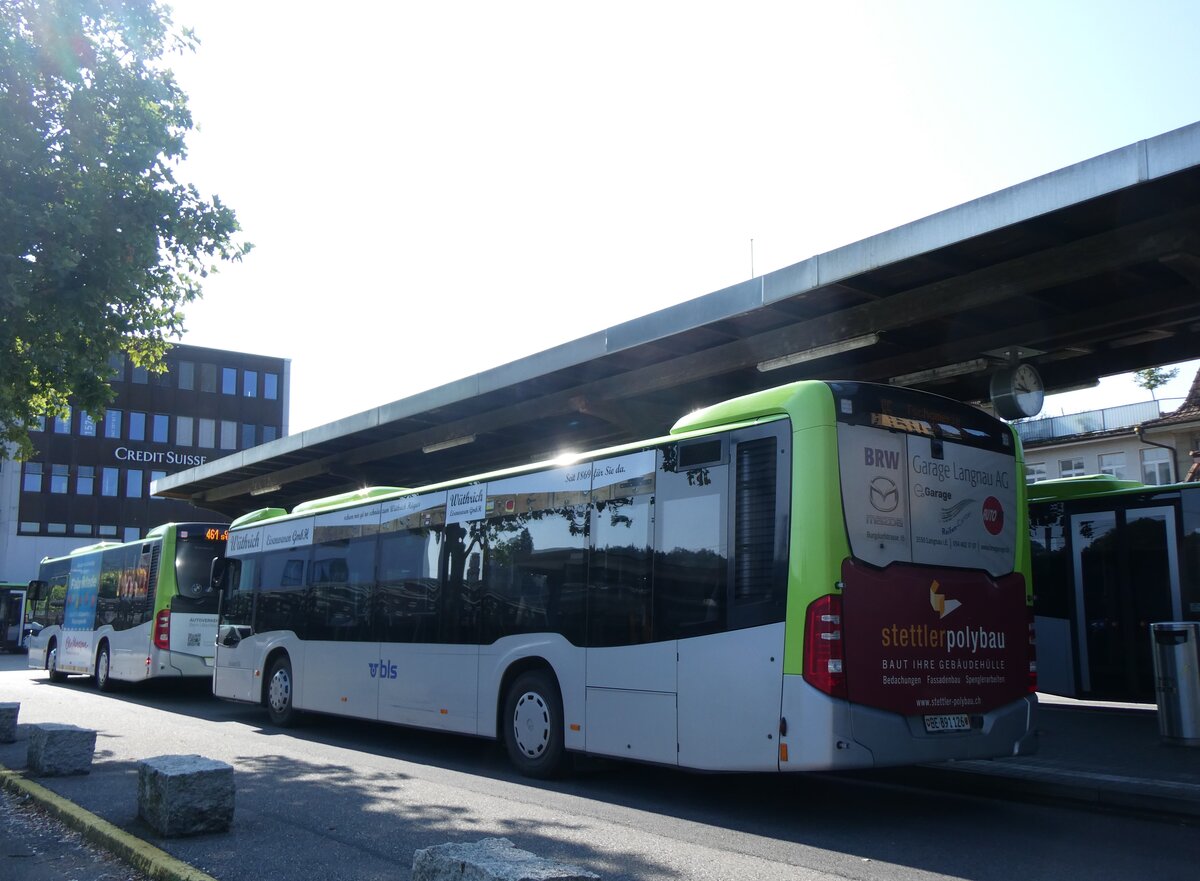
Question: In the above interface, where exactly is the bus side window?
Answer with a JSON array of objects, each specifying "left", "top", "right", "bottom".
[
  {"left": 654, "top": 445, "right": 730, "bottom": 641},
  {"left": 728, "top": 426, "right": 789, "bottom": 631},
  {"left": 257, "top": 548, "right": 311, "bottom": 636}
]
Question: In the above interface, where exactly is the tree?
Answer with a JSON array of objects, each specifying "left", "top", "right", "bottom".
[
  {"left": 0, "top": 0, "right": 248, "bottom": 459},
  {"left": 1133, "top": 366, "right": 1180, "bottom": 401}
]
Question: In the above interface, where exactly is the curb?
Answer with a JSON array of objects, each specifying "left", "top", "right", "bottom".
[
  {"left": 866, "top": 761, "right": 1200, "bottom": 822},
  {"left": 0, "top": 763, "right": 218, "bottom": 881}
]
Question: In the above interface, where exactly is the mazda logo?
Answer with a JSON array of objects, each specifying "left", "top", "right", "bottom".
[{"left": 869, "top": 476, "right": 899, "bottom": 512}]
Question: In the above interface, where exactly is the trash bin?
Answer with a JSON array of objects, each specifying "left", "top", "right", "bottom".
[{"left": 1150, "top": 622, "right": 1200, "bottom": 747}]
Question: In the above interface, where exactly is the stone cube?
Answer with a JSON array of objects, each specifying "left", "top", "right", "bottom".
[
  {"left": 138, "top": 754, "right": 235, "bottom": 837},
  {"left": 27, "top": 723, "right": 95, "bottom": 776},
  {"left": 0, "top": 702, "right": 18, "bottom": 743}
]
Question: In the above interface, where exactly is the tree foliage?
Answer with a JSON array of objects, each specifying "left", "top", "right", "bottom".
[
  {"left": 1133, "top": 366, "right": 1179, "bottom": 400},
  {"left": 0, "top": 0, "right": 248, "bottom": 459}
]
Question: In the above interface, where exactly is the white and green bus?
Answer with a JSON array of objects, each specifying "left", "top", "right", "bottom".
[
  {"left": 28, "top": 523, "right": 229, "bottom": 689},
  {"left": 212, "top": 380, "right": 1037, "bottom": 776}
]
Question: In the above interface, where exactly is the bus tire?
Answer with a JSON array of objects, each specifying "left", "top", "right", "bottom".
[
  {"left": 503, "top": 669, "right": 565, "bottom": 779},
  {"left": 266, "top": 656, "right": 298, "bottom": 727},
  {"left": 48, "top": 643, "right": 68, "bottom": 684},
  {"left": 95, "top": 643, "right": 114, "bottom": 692}
]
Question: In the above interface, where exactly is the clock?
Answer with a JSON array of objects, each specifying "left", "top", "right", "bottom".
[{"left": 990, "top": 363, "right": 1044, "bottom": 420}]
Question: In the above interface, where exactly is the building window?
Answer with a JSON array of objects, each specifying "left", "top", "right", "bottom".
[
  {"left": 80, "top": 412, "right": 97, "bottom": 437},
  {"left": 152, "top": 413, "right": 169, "bottom": 443},
  {"left": 200, "top": 363, "right": 217, "bottom": 393},
  {"left": 124, "top": 527, "right": 140, "bottom": 542},
  {"left": 108, "top": 354, "right": 124, "bottom": 379},
  {"left": 178, "top": 361, "right": 195, "bottom": 390},
  {"left": 132, "top": 365, "right": 148, "bottom": 384},
  {"left": 105, "top": 409, "right": 122, "bottom": 439},
  {"left": 1059, "top": 457, "right": 1086, "bottom": 478},
  {"left": 220, "top": 420, "right": 236, "bottom": 450},
  {"left": 262, "top": 425, "right": 278, "bottom": 443},
  {"left": 1141, "top": 448, "right": 1173, "bottom": 485},
  {"left": 126, "top": 469, "right": 143, "bottom": 498},
  {"left": 30, "top": 416, "right": 46, "bottom": 432},
  {"left": 101, "top": 467, "right": 119, "bottom": 497},
  {"left": 47, "top": 523, "right": 67, "bottom": 535},
  {"left": 54, "top": 408, "right": 72, "bottom": 434},
  {"left": 50, "top": 464, "right": 69, "bottom": 494},
  {"left": 129, "top": 411, "right": 146, "bottom": 441},
  {"left": 1025, "top": 462, "right": 1047, "bottom": 484},
  {"left": 198, "top": 418, "right": 216, "bottom": 448},
  {"left": 264, "top": 373, "right": 279, "bottom": 400},
  {"left": 244, "top": 370, "right": 257, "bottom": 397},
  {"left": 98, "top": 525, "right": 118, "bottom": 538},
  {"left": 77, "top": 466, "right": 95, "bottom": 495},
  {"left": 177, "top": 415, "right": 194, "bottom": 446},
  {"left": 22, "top": 463, "right": 42, "bottom": 492},
  {"left": 1099, "top": 452, "right": 1127, "bottom": 480},
  {"left": 241, "top": 423, "right": 257, "bottom": 448},
  {"left": 73, "top": 524, "right": 92, "bottom": 536},
  {"left": 222, "top": 367, "right": 237, "bottom": 395},
  {"left": 150, "top": 470, "right": 166, "bottom": 499},
  {"left": 19, "top": 522, "right": 40, "bottom": 534}
]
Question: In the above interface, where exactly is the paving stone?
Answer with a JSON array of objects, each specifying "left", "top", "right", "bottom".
[{"left": 412, "top": 837, "right": 598, "bottom": 881}]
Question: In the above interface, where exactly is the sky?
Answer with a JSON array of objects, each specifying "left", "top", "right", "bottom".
[{"left": 163, "top": 1, "right": 1200, "bottom": 434}]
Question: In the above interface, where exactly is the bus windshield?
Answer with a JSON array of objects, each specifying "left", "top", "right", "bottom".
[{"left": 173, "top": 528, "right": 227, "bottom": 613}]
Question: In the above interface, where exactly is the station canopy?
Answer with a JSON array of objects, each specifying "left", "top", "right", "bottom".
[{"left": 156, "top": 122, "right": 1200, "bottom": 517}]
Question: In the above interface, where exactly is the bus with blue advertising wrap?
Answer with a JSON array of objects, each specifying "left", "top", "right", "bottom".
[
  {"left": 211, "top": 380, "right": 1036, "bottom": 776},
  {"left": 27, "top": 523, "right": 229, "bottom": 689}
]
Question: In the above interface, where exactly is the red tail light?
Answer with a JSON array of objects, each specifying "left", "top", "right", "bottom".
[
  {"left": 153, "top": 610, "right": 171, "bottom": 651},
  {"left": 804, "top": 594, "right": 846, "bottom": 698},
  {"left": 1027, "top": 608, "right": 1038, "bottom": 694}
]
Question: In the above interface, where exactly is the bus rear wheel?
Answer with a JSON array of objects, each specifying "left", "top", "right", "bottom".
[
  {"left": 266, "top": 656, "right": 298, "bottom": 727},
  {"left": 95, "top": 644, "right": 113, "bottom": 692},
  {"left": 503, "top": 669, "right": 565, "bottom": 779}
]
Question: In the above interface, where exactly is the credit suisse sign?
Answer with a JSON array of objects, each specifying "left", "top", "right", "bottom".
[{"left": 114, "top": 446, "right": 208, "bottom": 468}]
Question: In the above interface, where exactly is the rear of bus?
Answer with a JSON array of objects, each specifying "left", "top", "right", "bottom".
[
  {"left": 147, "top": 523, "right": 228, "bottom": 678},
  {"left": 783, "top": 381, "right": 1037, "bottom": 770}
]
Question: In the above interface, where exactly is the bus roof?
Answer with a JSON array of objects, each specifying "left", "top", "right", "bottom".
[
  {"left": 39, "top": 522, "right": 228, "bottom": 565},
  {"left": 229, "top": 403, "right": 801, "bottom": 532},
  {"left": 1027, "top": 474, "right": 1198, "bottom": 503}
]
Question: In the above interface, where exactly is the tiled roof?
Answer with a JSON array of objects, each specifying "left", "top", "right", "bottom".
[{"left": 1142, "top": 367, "right": 1200, "bottom": 428}]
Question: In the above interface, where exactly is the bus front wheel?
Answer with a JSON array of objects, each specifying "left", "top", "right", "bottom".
[
  {"left": 503, "top": 669, "right": 565, "bottom": 779},
  {"left": 47, "top": 644, "right": 68, "bottom": 684},
  {"left": 266, "top": 656, "right": 298, "bottom": 727}
]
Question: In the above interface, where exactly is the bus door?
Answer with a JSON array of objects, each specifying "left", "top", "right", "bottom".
[
  {"left": 1071, "top": 505, "right": 1179, "bottom": 700},
  {"left": 1, "top": 588, "right": 27, "bottom": 652},
  {"left": 214, "top": 556, "right": 258, "bottom": 702}
]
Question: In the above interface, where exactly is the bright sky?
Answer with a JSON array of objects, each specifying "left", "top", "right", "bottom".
[{"left": 165, "top": 1, "right": 1200, "bottom": 433}]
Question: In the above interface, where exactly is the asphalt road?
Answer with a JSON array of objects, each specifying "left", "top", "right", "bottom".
[{"left": 2, "top": 652, "right": 1199, "bottom": 881}]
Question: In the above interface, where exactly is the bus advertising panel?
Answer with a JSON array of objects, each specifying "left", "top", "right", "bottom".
[{"left": 61, "top": 554, "right": 100, "bottom": 671}]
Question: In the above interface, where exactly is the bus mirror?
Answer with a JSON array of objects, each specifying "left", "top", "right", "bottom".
[
  {"left": 209, "top": 558, "right": 228, "bottom": 593},
  {"left": 27, "top": 579, "right": 47, "bottom": 601},
  {"left": 210, "top": 557, "right": 240, "bottom": 594}
]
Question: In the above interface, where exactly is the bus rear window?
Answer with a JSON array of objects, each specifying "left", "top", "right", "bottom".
[{"left": 831, "top": 384, "right": 1018, "bottom": 577}]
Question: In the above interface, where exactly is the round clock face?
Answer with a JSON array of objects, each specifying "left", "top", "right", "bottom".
[{"left": 990, "top": 363, "right": 1044, "bottom": 420}]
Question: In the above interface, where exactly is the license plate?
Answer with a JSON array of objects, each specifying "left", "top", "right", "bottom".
[{"left": 924, "top": 713, "right": 970, "bottom": 733}]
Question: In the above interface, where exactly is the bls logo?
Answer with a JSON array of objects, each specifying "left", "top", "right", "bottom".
[{"left": 368, "top": 660, "right": 398, "bottom": 679}]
